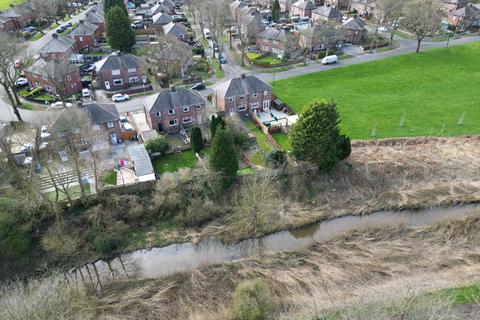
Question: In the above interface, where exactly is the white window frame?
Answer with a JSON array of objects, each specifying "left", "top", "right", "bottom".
[
  {"left": 263, "top": 90, "right": 269, "bottom": 96},
  {"left": 67, "top": 74, "right": 72, "bottom": 81},
  {"left": 239, "top": 95, "right": 245, "bottom": 100},
  {"left": 263, "top": 100, "right": 270, "bottom": 110},
  {"left": 78, "top": 138, "right": 88, "bottom": 145},
  {"left": 228, "top": 97, "right": 234, "bottom": 102},
  {"left": 183, "top": 116, "right": 192, "bottom": 124},
  {"left": 113, "top": 79, "right": 123, "bottom": 86},
  {"left": 238, "top": 105, "right": 246, "bottom": 112},
  {"left": 92, "top": 124, "right": 100, "bottom": 131},
  {"left": 59, "top": 150, "right": 68, "bottom": 161},
  {"left": 183, "top": 106, "right": 190, "bottom": 112},
  {"left": 107, "top": 122, "right": 114, "bottom": 128},
  {"left": 74, "top": 128, "right": 81, "bottom": 134},
  {"left": 111, "top": 69, "right": 121, "bottom": 76},
  {"left": 127, "top": 67, "right": 137, "bottom": 73},
  {"left": 196, "top": 104, "right": 202, "bottom": 110},
  {"left": 168, "top": 109, "right": 175, "bottom": 115},
  {"left": 156, "top": 112, "right": 161, "bottom": 117},
  {"left": 250, "top": 102, "right": 258, "bottom": 109},
  {"left": 129, "top": 76, "right": 139, "bottom": 83},
  {"left": 57, "top": 132, "right": 65, "bottom": 137},
  {"left": 252, "top": 92, "right": 258, "bottom": 98},
  {"left": 169, "top": 119, "right": 178, "bottom": 126}
]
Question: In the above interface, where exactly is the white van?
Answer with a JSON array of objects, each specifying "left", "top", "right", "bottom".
[{"left": 321, "top": 55, "right": 338, "bottom": 65}]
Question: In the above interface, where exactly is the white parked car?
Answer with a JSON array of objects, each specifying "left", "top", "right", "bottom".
[
  {"left": 50, "top": 101, "right": 73, "bottom": 108},
  {"left": 321, "top": 55, "right": 338, "bottom": 65},
  {"left": 82, "top": 88, "right": 91, "bottom": 98},
  {"left": 40, "top": 126, "right": 51, "bottom": 139},
  {"left": 15, "top": 77, "right": 28, "bottom": 86},
  {"left": 112, "top": 93, "right": 130, "bottom": 102},
  {"left": 378, "top": 26, "right": 388, "bottom": 32}
]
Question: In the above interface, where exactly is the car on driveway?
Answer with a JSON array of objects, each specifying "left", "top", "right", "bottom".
[
  {"left": 15, "top": 77, "right": 28, "bottom": 87},
  {"left": 82, "top": 88, "right": 91, "bottom": 98},
  {"left": 50, "top": 101, "right": 73, "bottom": 108},
  {"left": 219, "top": 56, "right": 227, "bottom": 64},
  {"left": 191, "top": 83, "right": 205, "bottom": 91},
  {"left": 112, "top": 93, "right": 130, "bottom": 102},
  {"left": 378, "top": 26, "right": 388, "bottom": 32}
]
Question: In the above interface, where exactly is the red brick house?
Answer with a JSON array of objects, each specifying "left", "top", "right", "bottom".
[
  {"left": 0, "top": 16, "right": 16, "bottom": 32},
  {"left": 69, "top": 20, "right": 99, "bottom": 52},
  {"left": 342, "top": 17, "right": 366, "bottom": 45},
  {"left": 448, "top": 4, "right": 480, "bottom": 29},
  {"left": 312, "top": 6, "right": 342, "bottom": 24},
  {"left": 85, "top": 8, "right": 105, "bottom": 38},
  {"left": 144, "top": 87, "right": 207, "bottom": 134},
  {"left": 81, "top": 103, "right": 123, "bottom": 144},
  {"left": 351, "top": 0, "right": 377, "bottom": 17},
  {"left": 0, "top": 4, "right": 32, "bottom": 30},
  {"left": 324, "top": 0, "right": 349, "bottom": 9},
  {"left": 24, "top": 58, "right": 82, "bottom": 97},
  {"left": 442, "top": 0, "right": 467, "bottom": 14},
  {"left": 291, "top": 0, "right": 317, "bottom": 17},
  {"left": 38, "top": 34, "right": 77, "bottom": 61},
  {"left": 213, "top": 74, "right": 272, "bottom": 117},
  {"left": 93, "top": 52, "right": 147, "bottom": 91},
  {"left": 256, "top": 28, "right": 296, "bottom": 58}
]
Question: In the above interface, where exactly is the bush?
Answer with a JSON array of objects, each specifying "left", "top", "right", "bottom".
[
  {"left": 265, "top": 150, "right": 286, "bottom": 167},
  {"left": 145, "top": 135, "right": 169, "bottom": 154},
  {"left": 232, "top": 279, "right": 274, "bottom": 320},
  {"left": 339, "top": 134, "right": 351, "bottom": 160},
  {"left": 176, "top": 197, "right": 222, "bottom": 227},
  {"left": 209, "top": 128, "right": 239, "bottom": 188},
  {"left": 41, "top": 223, "right": 80, "bottom": 257},
  {"left": 190, "top": 126, "right": 204, "bottom": 153},
  {"left": 92, "top": 232, "right": 123, "bottom": 255},
  {"left": 0, "top": 212, "right": 29, "bottom": 260}
]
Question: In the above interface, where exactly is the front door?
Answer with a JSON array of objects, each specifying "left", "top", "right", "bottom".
[
  {"left": 105, "top": 81, "right": 110, "bottom": 90},
  {"left": 158, "top": 122, "right": 164, "bottom": 132},
  {"left": 263, "top": 100, "right": 270, "bottom": 111}
]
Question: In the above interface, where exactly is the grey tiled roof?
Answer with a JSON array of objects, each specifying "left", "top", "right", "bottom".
[
  {"left": 69, "top": 20, "right": 98, "bottom": 37},
  {"left": 163, "top": 22, "right": 187, "bottom": 36},
  {"left": 94, "top": 53, "right": 141, "bottom": 72},
  {"left": 342, "top": 17, "right": 366, "bottom": 30},
  {"left": 293, "top": 0, "right": 316, "bottom": 10},
  {"left": 127, "top": 144, "right": 154, "bottom": 177},
  {"left": 25, "top": 58, "right": 77, "bottom": 78},
  {"left": 144, "top": 88, "right": 206, "bottom": 113},
  {"left": 39, "top": 35, "right": 75, "bottom": 54},
  {"left": 82, "top": 103, "right": 119, "bottom": 124},
  {"left": 214, "top": 75, "right": 271, "bottom": 99},
  {"left": 258, "top": 27, "right": 290, "bottom": 42},
  {"left": 152, "top": 11, "right": 172, "bottom": 25},
  {"left": 312, "top": 6, "right": 342, "bottom": 19},
  {"left": 85, "top": 10, "right": 104, "bottom": 25}
]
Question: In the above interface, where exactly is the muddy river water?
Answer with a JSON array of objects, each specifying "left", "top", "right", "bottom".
[{"left": 74, "top": 205, "right": 480, "bottom": 286}]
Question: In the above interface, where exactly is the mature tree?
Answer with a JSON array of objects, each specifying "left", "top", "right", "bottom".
[
  {"left": 319, "top": 22, "right": 344, "bottom": 58},
  {"left": 373, "top": 0, "right": 405, "bottom": 48},
  {"left": 290, "top": 100, "right": 349, "bottom": 170},
  {"left": 232, "top": 279, "right": 274, "bottom": 320},
  {"left": 105, "top": 6, "right": 136, "bottom": 52},
  {"left": 104, "top": 0, "right": 127, "bottom": 13},
  {"left": 41, "top": 59, "right": 78, "bottom": 107},
  {"left": 145, "top": 135, "right": 169, "bottom": 154},
  {"left": 402, "top": 0, "right": 442, "bottom": 53},
  {"left": 210, "top": 114, "right": 225, "bottom": 138},
  {"left": 209, "top": 128, "right": 238, "bottom": 188},
  {"left": 30, "top": 0, "right": 59, "bottom": 27},
  {"left": 205, "top": 0, "right": 228, "bottom": 63},
  {"left": 272, "top": 0, "right": 280, "bottom": 23},
  {"left": 0, "top": 32, "right": 33, "bottom": 122},
  {"left": 237, "top": 11, "right": 252, "bottom": 67},
  {"left": 190, "top": 126, "right": 204, "bottom": 153}
]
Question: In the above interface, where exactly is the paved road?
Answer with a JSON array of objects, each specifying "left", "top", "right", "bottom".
[{"left": 257, "top": 35, "right": 480, "bottom": 83}]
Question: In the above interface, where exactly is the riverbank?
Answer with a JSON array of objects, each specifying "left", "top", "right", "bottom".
[{"left": 95, "top": 216, "right": 480, "bottom": 319}]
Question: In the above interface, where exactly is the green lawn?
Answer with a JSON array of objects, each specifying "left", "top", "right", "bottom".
[
  {"left": 273, "top": 132, "right": 290, "bottom": 151},
  {"left": 245, "top": 120, "right": 275, "bottom": 155},
  {"left": 152, "top": 150, "right": 197, "bottom": 174},
  {"left": 103, "top": 170, "right": 117, "bottom": 185},
  {"left": 273, "top": 42, "right": 480, "bottom": 140},
  {"left": 210, "top": 58, "right": 225, "bottom": 79},
  {"left": 28, "top": 32, "right": 45, "bottom": 41},
  {"left": 0, "top": 0, "right": 24, "bottom": 10}
]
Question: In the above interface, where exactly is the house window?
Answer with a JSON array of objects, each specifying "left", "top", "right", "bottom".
[
  {"left": 238, "top": 105, "right": 246, "bottom": 111},
  {"left": 156, "top": 112, "right": 161, "bottom": 117},
  {"left": 169, "top": 119, "right": 178, "bottom": 126},
  {"left": 252, "top": 92, "right": 258, "bottom": 98},
  {"left": 92, "top": 124, "right": 100, "bottom": 131},
  {"left": 239, "top": 95, "right": 245, "bottom": 100},
  {"left": 263, "top": 91, "right": 269, "bottom": 96},
  {"left": 78, "top": 138, "right": 87, "bottom": 145},
  {"left": 79, "top": 36, "right": 83, "bottom": 42},
  {"left": 228, "top": 97, "right": 234, "bottom": 102},
  {"left": 33, "top": 73, "right": 38, "bottom": 78},
  {"left": 57, "top": 132, "right": 65, "bottom": 137},
  {"left": 168, "top": 109, "right": 175, "bottom": 115},
  {"left": 74, "top": 128, "right": 81, "bottom": 134},
  {"left": 127, "top": 68, "right": 137, "bottom": 73},
  {"left": 107, "top": 122, "right": 114, "bottom": 128},
  {"left": 113, "top": 79, "right": 123, "bottom": 86},
  {"left": 34, "top": 81, "right": 40, "bottom": 87},
  {"left": 263, "top": 100, "right": 270, "bottom": 110},
  {"left": 111, "top": 69, "right": 121, "bottom": 76},
  {"left": 196, "top": 105, "right": 201, "bottom": 110},
  {"left": 250, "top": 102, "right": 258, "bottom": 109},
  {"left": 67, "top": 74, "right": 72, "bottom": 81},
  {"left": 59, "top": 150, "right": 68, "bottom": 161},
  {"left": 183, "top": 106, "right": 189, "bottom": 112},
  {"left": 45, "top": 85, "right": 51, "bottom": 92},
  {"left": 129, "top": 76, "right": 139, "bottom": 83},
  {"left": 183, "top": 116, "right": 192, "bottom": 123}
]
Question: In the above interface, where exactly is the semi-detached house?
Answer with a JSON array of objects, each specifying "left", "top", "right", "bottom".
[
  {"left": 213, "top": 74, "right": 272, "bottom": 117},
  {"left": 93, "top": 52, "right": 147, "bottom": 91}
]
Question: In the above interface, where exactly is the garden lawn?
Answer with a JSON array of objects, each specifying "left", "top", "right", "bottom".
[
  {"left": 273, "top": 42, "right": 480, "bottom": 140},
  {"left": 0, "top": 0, "right": 23, "bottom": 10},
  {"left": 103, "top": 170, "right": 117, "bottom": 185},
  {"left": 245, "top": 120, "right": 275, "bottom": 154},
  {"left": 152, "top": 150, "right": 197, "bottom": 174}
]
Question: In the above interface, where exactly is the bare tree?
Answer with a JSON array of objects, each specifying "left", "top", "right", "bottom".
[
  {"left": 0, "top": 32, "right": 33, "bottom": 122},
  {"left": 30, "top": 0, "right": 60, "bottom": 28},
  {"left": 41, "top": 59, "right": 79, "bottom": 107},
  {"left": 374, "top": 0, "right": 406, "bottom": 48},
  {"left": 319, "top": 22, "right": 344, "bottom": 58},
  {"left": 402, "top": 0, "right": 442, "bottom": 53},
  {"left": 205, "top": 0, "right": 229, "bottom": 65}
]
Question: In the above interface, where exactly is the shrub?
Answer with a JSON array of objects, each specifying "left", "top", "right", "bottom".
[
  {"left": 176, "top": 198, "right": 222, "bottom": 227},
  {"left": 41, "top": 223, "right": 80, "bottom": 257},
  {"left": 209, "top": 128, "right": 239, "bottom": 188},
  {"left": 232, "top": 279, "right": 274, "bottom": 320},
  {"left": 210, "top": 114, "right": 225, "bottom": 138},
  {"left": 0, "top": 212, "right": 29, "bottom": 260},
  {"left": 339, "top": 134, "right": 351, "bottom": 160},
  {"left": 190, "top": 126, "right": 204, "bottom": 153},
  {"left": 265, "top": 150, "right": 286, "bottom": 167},
  {"left": 145, "top": 135, "right": 169, "bottom": 154}
]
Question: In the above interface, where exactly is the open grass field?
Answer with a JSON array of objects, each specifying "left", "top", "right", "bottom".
[
  {"left": 0, "top": 0, "right": 23, "bottom": 11},
  {"left": 273, "top": 42, "right": 480, "bottom": 140}
]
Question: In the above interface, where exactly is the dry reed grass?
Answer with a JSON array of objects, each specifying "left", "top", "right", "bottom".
[{"left": 96, "top": 217, "right": 480, "bottom": 320}]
